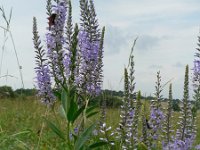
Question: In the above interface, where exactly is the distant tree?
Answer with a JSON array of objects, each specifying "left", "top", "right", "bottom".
[
  {"left": 15, "top": 88, "right": 36, "bottom": 96},
  {"left": 172, "top": 99, "right": 181, "bottom": 111},
  {"left": 0, "top": 86, "right": 15, "bottom": 98}
]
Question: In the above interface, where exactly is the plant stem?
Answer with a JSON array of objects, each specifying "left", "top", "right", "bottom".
[
  {"left": 36, "top": 107, "right": 49, "bottom": 150},
  {"left": 83, "top": 98, "right": 89, "bottom": 128},
  {"left": 67, "top": 121, "right": 72, "bottom": 148}
]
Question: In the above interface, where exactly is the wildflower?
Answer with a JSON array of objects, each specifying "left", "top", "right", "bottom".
[
  {"left": 33, "top": 17, "right": 55, "bottom": 105},
  {"left": 46, "top": 1, "right": 67, "bottom": 84},
  {"left": 162, "top": 84, "right": 174, "bottom": 149},
  {"left": 79, "top": 0, "right": 103, "bottom": 96},
  {"left": 77, "top": 29, "right": 100, "bottom": 95},
  {"left": 35, "top": 65, "right": 55, "bottom": 105},
  {"left": 174, "top": 65, "right": 196, "bottom": 150}
]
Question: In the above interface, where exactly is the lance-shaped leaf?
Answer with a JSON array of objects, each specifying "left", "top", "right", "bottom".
[
  {"left": 75, "top": 124, "right": 95, "bottom": 150},
  {"left": 44, "top": 118, "right": 65, "bottom": 140}
]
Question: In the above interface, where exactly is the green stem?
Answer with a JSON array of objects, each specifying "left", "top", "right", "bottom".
[
  {"left": 67, "top": 121, "right": 71, "bottom": 146},
  {"left": 52, "top": 104, "right": 60, "bottom": 128},
  {"left": 83, "top": 98, "right": 89, "bottom": 129}
]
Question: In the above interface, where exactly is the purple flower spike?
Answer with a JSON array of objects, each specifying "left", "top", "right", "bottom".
[
  {"left": 33, "top": 17, "right": 55, "bottom": 105},
  {"left": 77, "top": 29, "right": 100, "bottom": 96},
  {"left": 46, "top": 1, "right": 67, "bottom": 84},
  {"left": 35, "top": 65, "right": 55, "bottom": 105}
]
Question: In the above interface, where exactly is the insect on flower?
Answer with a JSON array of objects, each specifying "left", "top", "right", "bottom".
[{"left": 48, "top": 13, "right": 57, "bottom": 30}]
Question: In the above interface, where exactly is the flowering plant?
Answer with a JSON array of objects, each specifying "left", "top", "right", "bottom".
[
  {"left": 33, "top": 0, "right": 106, "bottom": 149},
  {"left": 33, "top": 0, "right": 199, "bottom": 149}
]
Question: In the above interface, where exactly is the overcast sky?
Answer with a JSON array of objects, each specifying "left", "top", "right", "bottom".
[{"left": 0, "top": 0, "right": 200, "bottom": 99}]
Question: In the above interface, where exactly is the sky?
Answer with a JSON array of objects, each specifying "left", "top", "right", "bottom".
[{"left": 0, "top": 0, "right": 200, "bottom": 99}]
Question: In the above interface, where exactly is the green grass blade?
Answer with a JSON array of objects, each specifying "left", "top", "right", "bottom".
[
  {"left": 61, "top": 88, "right": 68, "bottom": 112},
  {"left": 71, "top": 104, "right": 85, "bottom": 124}
]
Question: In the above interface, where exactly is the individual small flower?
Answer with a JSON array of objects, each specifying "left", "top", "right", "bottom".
[{"left": 74, "top": 127, "right": 79, "bottom": 135}]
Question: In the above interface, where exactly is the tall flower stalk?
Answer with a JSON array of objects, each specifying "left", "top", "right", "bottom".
[
  {"left": 78, "top": 30, "right": 100, "bottom": 95},
  {"left": 149, "top": 71, "right": 164, "bottom": 149},
  {"left": 78, "top": 0, "right": 103, "bottom": 96},
  {"left": 162, "top": 83, "right": 174, "bottom": 149},
  {"left": 141, "top": 101, "right": 149, "bottom": 147},
  {"left": 174, "top": 65, "right": 195, "bottom": 149},
  {"left": 98, "top": 93, "right": 115, "bottom": 148},
  {"left": 65, "top": 0, "right": 73, "bottom": 50},
  {"left": 132, "top": 91, "right": 141, "bottom": 148},
  {"left": 116, "top": 68, "right": 130, "bottom": 149},
  {"left": 46, "top": 1, "right": 67, "bottom": 85},
  {"left": 193, "top": 35, "right": 200, "bottom": 110},
  {"left": 33, "top": 17, "right": 55, "bottom": 105},
  {"left": 177, "top": 65, "right": 191, "bottom": 140},
  {"left": 116, "top": 49, "right": 137, "bottom": 149}
]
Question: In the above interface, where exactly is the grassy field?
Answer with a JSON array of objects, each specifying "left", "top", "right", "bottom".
[{"left": 0, "top": 98, "right": 200, "bottom": 149}]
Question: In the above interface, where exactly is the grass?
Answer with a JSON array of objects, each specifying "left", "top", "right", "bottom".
[
  {"left": 0, "top": 97, "right": 68, "bottom": 149},
  {"left": 0, "top": 98, "right": 200, "bottom": 149}
]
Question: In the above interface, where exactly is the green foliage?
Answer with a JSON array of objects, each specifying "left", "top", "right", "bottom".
[
  {"left": 75, "top": 124, "right": 95, "bottom": 150},
  {"left": 99, "top": 95, "right": 122, "bottom": 108},
  {"left": 44, "top": 86, "right": 105, "bottom": 149},
  {"left": 172, "top": 99, "right": 181, "bottom": 111},
  {"left": 44, "top": 118, "right": 66, "bottom": 140},
  {"left": 105, "top": 89, "right": 123, "bottom": 97},
  {"left": 14, "top": 88, "right": 36, "bottom": 97},
  {"left": 88, "top": 141, "right": 108, "bottom": 149},
  {"left": 0, "top": 86, "right": 15, "bottom": 98}
]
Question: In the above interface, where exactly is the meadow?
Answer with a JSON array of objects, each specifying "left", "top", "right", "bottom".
[{"left": 0, "top": 97, "right": 200, "bottom": 149}]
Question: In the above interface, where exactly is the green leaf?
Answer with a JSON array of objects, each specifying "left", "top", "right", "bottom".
[
  {"left": 53, "top": 90, "right": 61, "bottom": 101},
  {"left": 72, "top": 133, "right": 78, "bottom": 142},
  {"left": 44, "top": 118, "right": 65, "bottom": 140},
  {"left": 71, "top": 104, "right": 85, "bottom": 124},
  {"left": 88, "top": 141, "right": 108, "bottom": 149},
  {"left": 67, "top": 99, "right": 78, "bottom": 122},
  {"left": 58, "top": 105, "right": 67, "bottom": 119},
  {"left": 61, "top": 88, "right": 69, "bottom": 116},
  {"left": 86, "top": 105, "right": 97, "bottom": 114},
  {"left": 69, "top": 86, "right": 77, "bottom": 98},
  {"left": 75, "top": 124, "right": 95, "bottom": 150},
  {"left": 86, "top": 111, "right": 99, "bottom": 118}
]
